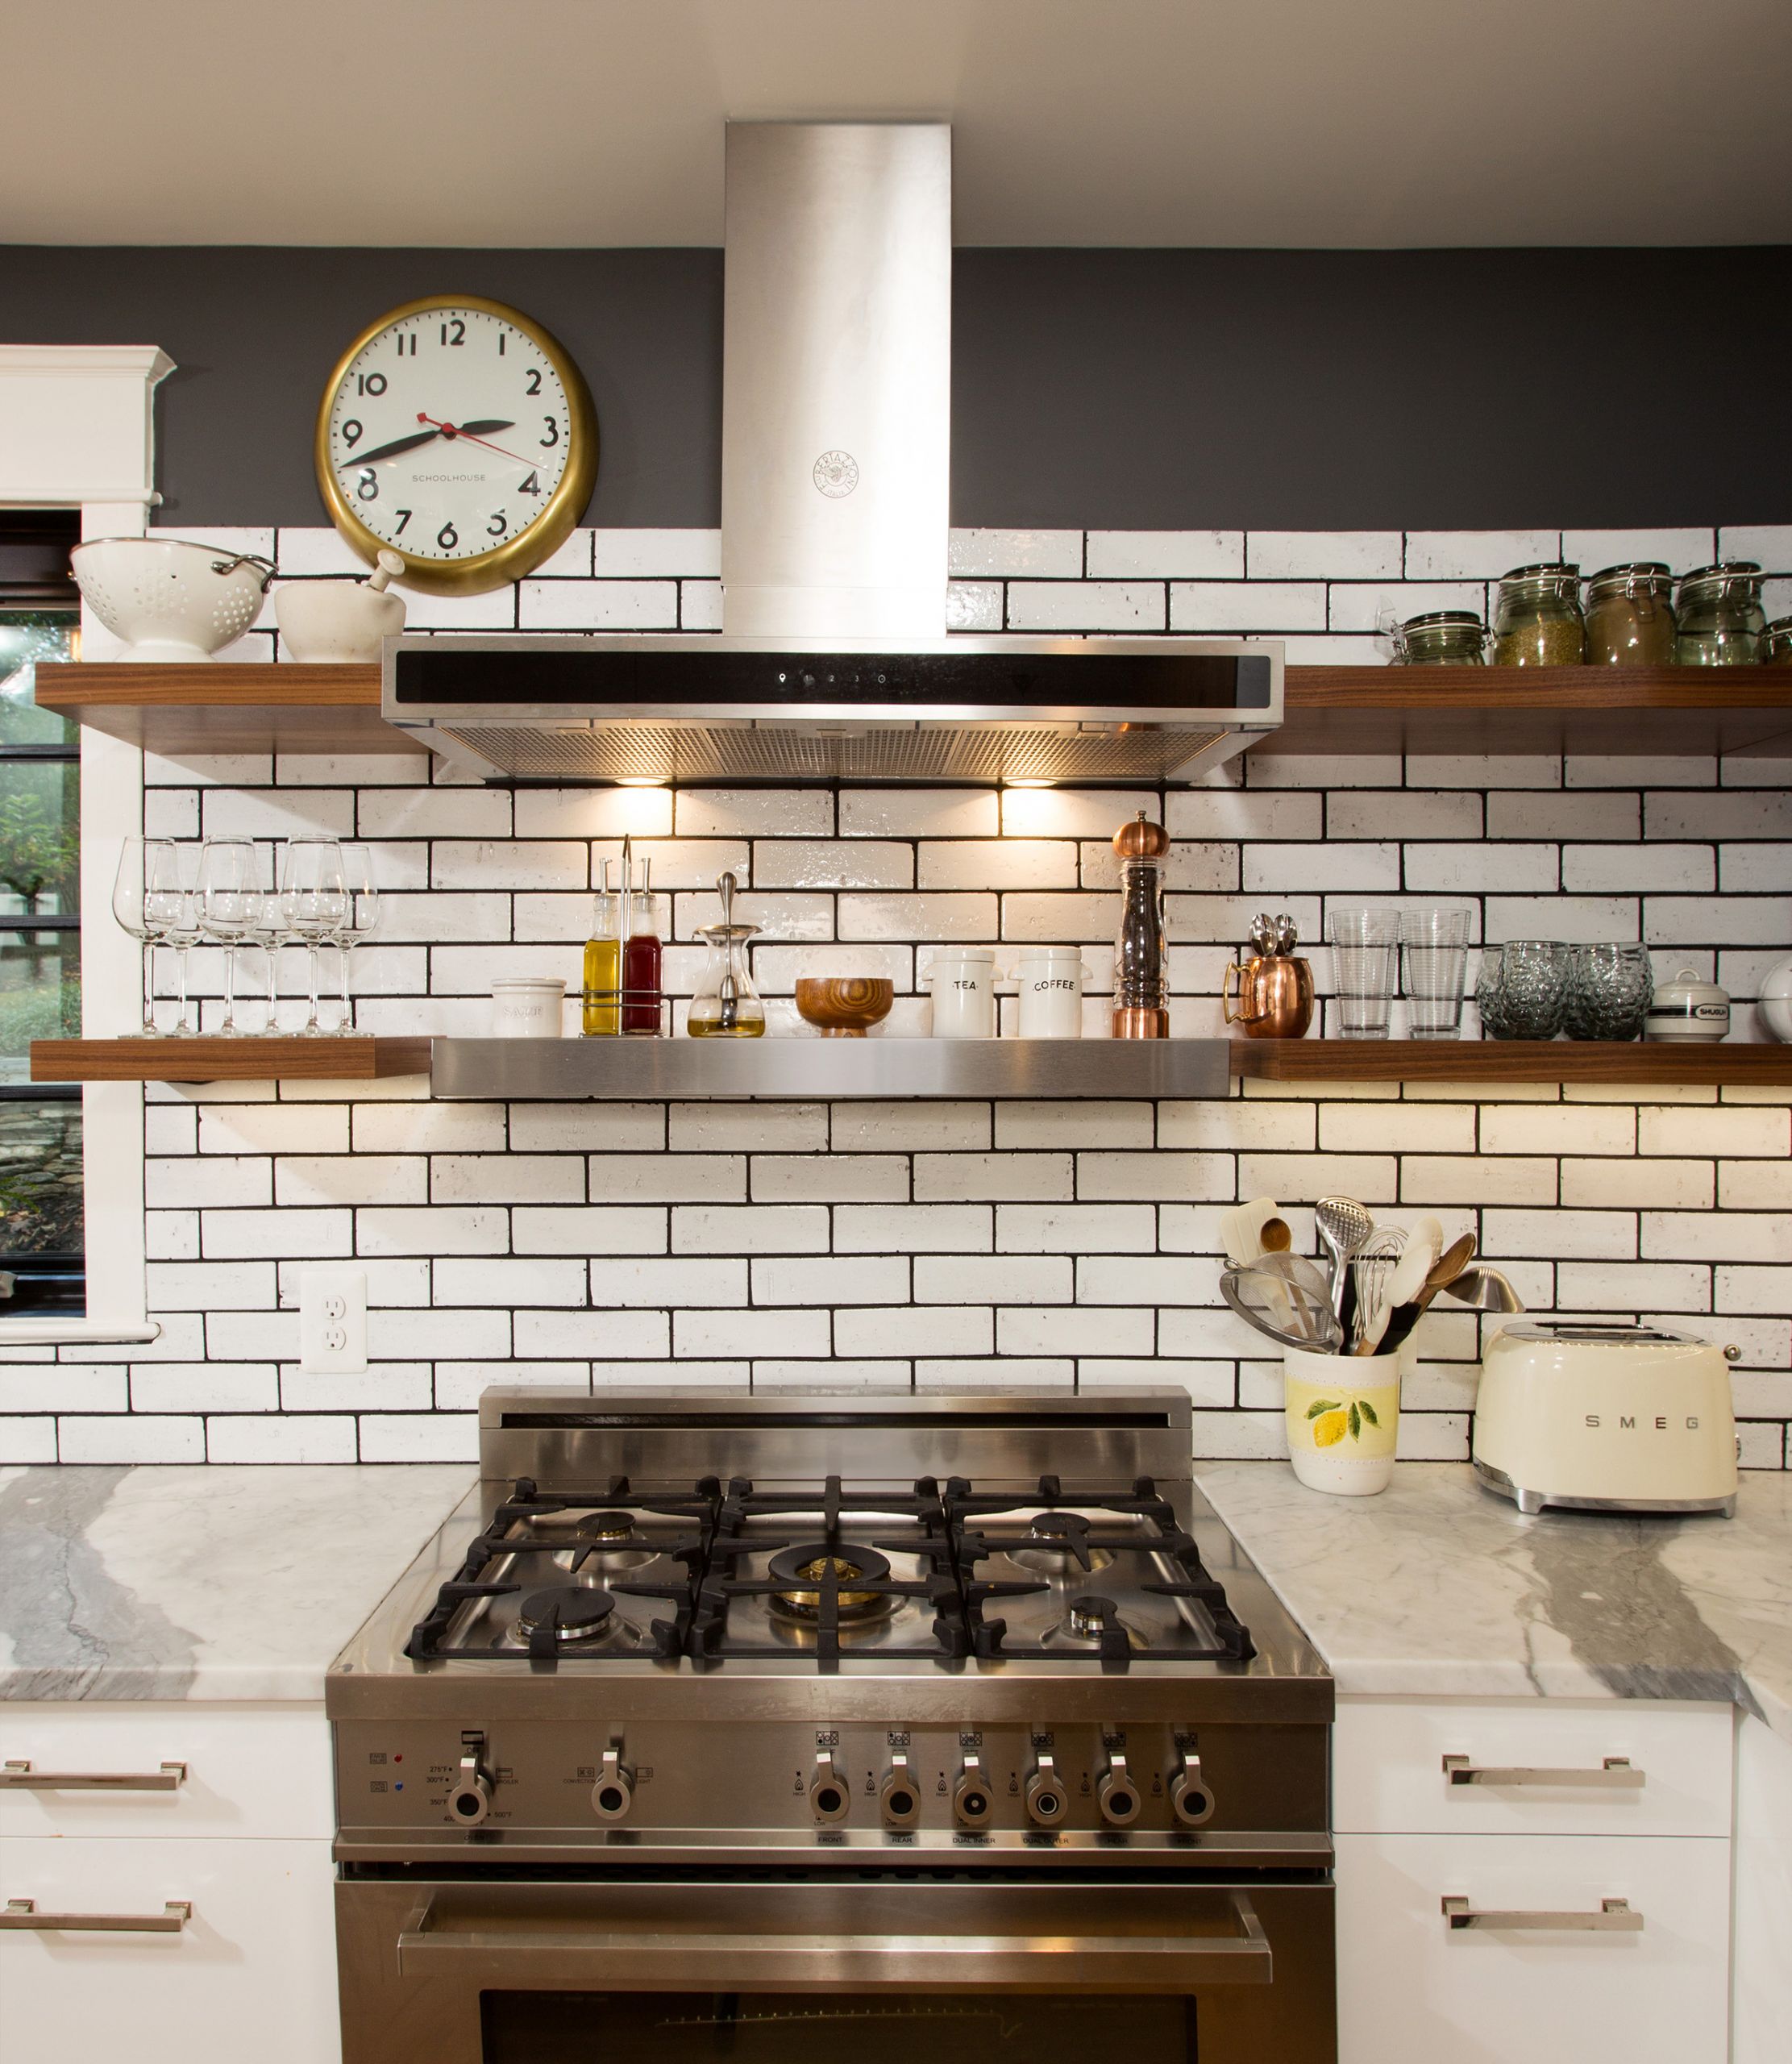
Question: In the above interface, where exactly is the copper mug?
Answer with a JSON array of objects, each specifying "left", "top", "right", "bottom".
[{"left": 1223, "top": 955, "right": 1314, "bottom": 1038}]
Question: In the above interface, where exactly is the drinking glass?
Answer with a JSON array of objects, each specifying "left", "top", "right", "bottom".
[
  {"left": 1565, "top": 943, "right": 1653, "bottom": 1042},
  {"left": 1326, "top": 909, "right": 1402, "bottom": 1039},
  {"left": 144, "top": 841, "right": 202, "bottom": 1036},
  {"left": 1474, "top": 946, "right": 1507, "bottom": 1039},
  {"left": 279, "top": 836, "right": 347, "bottom": 1037},
  {"left": 1492, "top": 939, "right": 1570, "bottom": 1040},
  {"left": 1401, "top": 908, "right": 1473, "bottom": 1039},
  {"left": 197, "top": 837, "right": 264, "bottom": 1037},
  {"left": 113, "top": 836, "right": 175, "bottom": 1036},
  {"left": 331, "top": 843, "right": 380, "bottom": 1036}
]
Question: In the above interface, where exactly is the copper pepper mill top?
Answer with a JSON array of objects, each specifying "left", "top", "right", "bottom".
[{"left": 1112, "top": 810, "right": 1171, "bottom": 1040}]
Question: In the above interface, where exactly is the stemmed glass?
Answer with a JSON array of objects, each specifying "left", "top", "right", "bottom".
[
  {"left": 112, "top": 837, "right": 174, "bottom": 1036},
  {"left": 249, "top": 890, "right": 289, "bottom": 1035},
  {"left": 331, "top": 844, "right": 380, "bottom": 1036},
  {"left": 280, "top": 836, "right": 347, "bottom": 1037},
  {"left": 197, "top": 837, "right": 264, "bottom": 1038},
  {"left": 144, "top": 842, "right": 201, "bottom": 1035}
]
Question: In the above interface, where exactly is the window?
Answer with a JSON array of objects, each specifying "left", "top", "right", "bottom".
[{"left": 0, "top": 514, "right": 83, "bottom": 1313}]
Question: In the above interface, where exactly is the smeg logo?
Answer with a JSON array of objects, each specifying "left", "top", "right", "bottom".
[{"left": 1584, "top": 1414, "right": 1703, "bottom": 1431}]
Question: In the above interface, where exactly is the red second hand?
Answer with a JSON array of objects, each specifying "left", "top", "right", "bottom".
[{"left": 414, "top": 412, "right": 534, "bottom": 467}]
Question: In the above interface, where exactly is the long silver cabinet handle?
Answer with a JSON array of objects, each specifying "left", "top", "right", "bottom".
[
  {"left": 2, "top": 1898, "right": 192, "bottom": 1933},
  {"left": 2, "top": 1758, "right": 186, "bottom": 1791},
  {"left": 1442, "top": 1895, "right": 1643, "bottom": 1933},
  {"left": 1442, "top": 1754, "right": 1643, "bottom": 1789}
]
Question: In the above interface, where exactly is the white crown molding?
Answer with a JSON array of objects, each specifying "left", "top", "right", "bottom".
[{"left": 0, "top": 343, "right": 175, "bottom": 509}]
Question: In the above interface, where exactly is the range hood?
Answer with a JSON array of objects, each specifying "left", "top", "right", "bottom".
[{"left": 384, "top": 122, "right": 1283, "bottom": 786}]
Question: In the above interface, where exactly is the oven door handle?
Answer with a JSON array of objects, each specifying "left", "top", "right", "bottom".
[{"left": 395, "top": 1891, "right": 1273, "bottom": 1989}]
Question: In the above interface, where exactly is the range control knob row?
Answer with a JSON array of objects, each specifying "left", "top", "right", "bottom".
[
  {"left": 879, "top": 1752, "right": 921, "bottom": 1829},
  {"left": 591, "top": 1746, "right": 634, "bottom": 1823},
  {"left": 1025, "top": 1753, "right": 1069, "bottom": 1827},
  {"left": 953, "top": 1752, "right": 995, "bottom": 1829},
  {"left": 809, "top": 1750, "right": 850, "bottom": 1825},
  {"left": 1170, "top": 1748, "right": 1216, "bottom": 1827},
  {"left": 448, "top": 1734, "right": 493, "bottom": 1826},
  {"left": 1097, "top": 1750, "right": 1141, "bottom": 1826}
]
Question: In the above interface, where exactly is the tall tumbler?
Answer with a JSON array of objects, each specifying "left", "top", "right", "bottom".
[
  {"left": 1401, "top": 908, "right": 1474, "bottom": 1039},
  {"left": 1326, "top": 909, "right": 1402, "bottom": 1039}
]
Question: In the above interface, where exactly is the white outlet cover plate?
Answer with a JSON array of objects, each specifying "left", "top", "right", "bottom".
[{"left": 298, "top": 1266, "right": 368, "bottom": 1375}]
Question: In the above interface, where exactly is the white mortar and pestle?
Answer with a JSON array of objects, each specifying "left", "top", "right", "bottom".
[{"left": 275, "top": 548, "right": 408, "bottom": 661}]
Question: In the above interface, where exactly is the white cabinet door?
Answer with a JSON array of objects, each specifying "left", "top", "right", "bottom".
[
  {"left": 0, "top": 1836, "right": 339, "bottom": 2064},
  {"left": 1734, "top": 1715, "right": 1792, "bottom": 2064},
  {"left": 1337, "top": 1833, "right": 1731, "bottom": 2064},
  {"left": 0, "top": 1704, "right": 332, "bottom": 1841},
  {"left": 1334, "top": 1697, "right": 1732, "bottom": 1838}
]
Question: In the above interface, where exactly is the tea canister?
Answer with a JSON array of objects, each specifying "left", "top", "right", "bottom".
[
  {"left": 1646, "top": 967, "right": 1731, "bottom": 1042},
  {"left": 1583, "top": 563, "right": 1676, "bottom": 665},
  {"left": 922, "top": 949, "right": 999, "bottom": 1038},
  {"left": 491, "top": 976, "right": 567, "bottom": 1038}
]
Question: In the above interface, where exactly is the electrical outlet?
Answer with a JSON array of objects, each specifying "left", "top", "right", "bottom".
[{"left": 299, "top": 1267, "right": 368, "bottom": 1375}]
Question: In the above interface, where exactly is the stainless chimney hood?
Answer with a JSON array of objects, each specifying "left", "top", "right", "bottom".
[{"left": 384, "top": 122, "right": 1283, "bottom": 786}]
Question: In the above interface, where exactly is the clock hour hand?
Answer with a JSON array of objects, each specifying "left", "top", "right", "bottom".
[
  {"left": 343, "top": 426, "right": 441, "bottom": 467},
  {"left": 415, "top": 413, "right": 534, "bottom": 465},
  {"left": 456, "top": 420, "right": 515, "bottom": 436}
]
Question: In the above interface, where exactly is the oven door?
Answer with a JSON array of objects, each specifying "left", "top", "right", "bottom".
[{"left": 337, "top": 1871, "right": 1334, "bottom": 2064}]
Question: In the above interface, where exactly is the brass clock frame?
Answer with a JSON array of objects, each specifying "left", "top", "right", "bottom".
[{"left": 313, "top": 293, "right": 598, "bottom": 597}]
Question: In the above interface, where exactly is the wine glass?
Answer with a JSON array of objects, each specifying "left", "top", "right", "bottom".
[
  {"left": 197, "top": 837, "right": 264, "bottom": 1038},
  {"left": 331, "top": 844, "right": 380, "bottom": 1036},
  {"left": 249, "top": 858, "right": 289, "bottom": 1034},
  {"left": 143, "top": 841, "right": 202, "bottom": 1035},
  {"left": 279, "top": 836, "right": 347, "bottom": 1038},
  {"left": 112, "top": 837, "right": 174, "bottom": 1036}
]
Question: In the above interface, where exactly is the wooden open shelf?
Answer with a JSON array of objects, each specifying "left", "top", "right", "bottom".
[
  {"left": 31, "top": 1037, "right": 432, "bottom": 1083},
  {"left": 34, "top": 662, "right": 1792, "bottom": 767},
  {"left": 1229, "top": 1038, "right": 1792, "bottom": 1084}
]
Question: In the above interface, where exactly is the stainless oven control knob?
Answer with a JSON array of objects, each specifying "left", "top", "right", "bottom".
[
  {"left": 591, "top": 1747, "right": 634, "bottom": 1823},
  {"left": 879, "top": 1751, "right": 921, "bottom": 1829},
  {"left": 809, "top": 1750, "right": 850, "bottom": 1825},
  {"left": 1025, "top": 1754, "right": 1069, "bottom": 1827},
  {"left": 1097, "top": 1750, "right": 1141, "bottom": 1826},
  {"left": 1170, "top": 1749, "right": 1216, "bottom": 1828},
  {"left": 449, "top": 1741, "right": 493, "bottom": 1827},
  {"left": 953, "top": 1752, "right": 995, "bottom": 1829}
]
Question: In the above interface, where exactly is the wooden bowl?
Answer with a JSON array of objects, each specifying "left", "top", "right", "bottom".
[{"left": 796, "top": 977, "right": 894, "bottom": 1038}]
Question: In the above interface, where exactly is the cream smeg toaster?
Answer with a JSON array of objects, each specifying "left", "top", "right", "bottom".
[{"left": 1474, "top": 1321, "right": 1738, "bottom": 1517}]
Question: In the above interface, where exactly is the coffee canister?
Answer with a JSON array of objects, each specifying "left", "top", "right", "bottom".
[
  {"left": 921, "top": 950, "right": 999, "bottom": 1038},
  {"left": 1001, "top": 947, "right": 1095, "bottom": 1038},
  {"left": 1646, "top": 968, "right": 1731, "bottom": 1042},
  {"left": 491, "top": 976, "right": 567, "bottom": 1038}
]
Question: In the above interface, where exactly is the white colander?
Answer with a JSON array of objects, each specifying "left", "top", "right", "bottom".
[{"left": 71, "top": 536, "right": 276, "bottom": 662}]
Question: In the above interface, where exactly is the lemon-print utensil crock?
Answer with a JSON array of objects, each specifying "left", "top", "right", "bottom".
[{"left": 1284, "top": 1346, "right": 1403, "bottom": 1495}]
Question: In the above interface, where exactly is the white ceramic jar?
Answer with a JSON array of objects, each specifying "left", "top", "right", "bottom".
[
  {"left": 1646, "top": 967, "right": 1731, "bottom": 1042},
  {"left": 1000, "top": 947, "right": 1095, "bottom": 1038},
  {"left": 491, "top": 976, "right": 566, "bottom": 1038},
  {"left": 921, "top": 950, "right": 998, "bottom": 1038},
  {"left": 1757, "top": 955, "right": 1792, "bottom": 1043}
]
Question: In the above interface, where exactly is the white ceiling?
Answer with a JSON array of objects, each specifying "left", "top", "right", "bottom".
[{"left": 7, "top": 0, "right": 1790, "bottom": 248}]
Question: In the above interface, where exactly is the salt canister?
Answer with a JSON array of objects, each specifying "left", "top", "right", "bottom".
[{"left": 491, "top": 976, "right": 567, "bottom": 1038}]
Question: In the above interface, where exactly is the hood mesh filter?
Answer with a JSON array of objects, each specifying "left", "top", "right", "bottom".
[{"left": 434, "top": 722, "right": 1233, "bottom": 784}]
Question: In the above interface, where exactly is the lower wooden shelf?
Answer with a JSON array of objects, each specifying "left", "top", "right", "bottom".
[
  {"left": 31, "top": 1037, "right": 433, "bottom": 1082},
  {"left": 1229, "top": 1038, "right": 1792, "bottom": 1084}
]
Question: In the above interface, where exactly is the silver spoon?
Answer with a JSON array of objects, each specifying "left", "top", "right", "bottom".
[{"left": 1314, "top": 1196, "right": 1374, "bottom": 1325}]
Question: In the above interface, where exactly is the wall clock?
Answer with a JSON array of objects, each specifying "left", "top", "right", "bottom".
[{"left": 314, "top": 294, "right": 597, "bottom": 596}]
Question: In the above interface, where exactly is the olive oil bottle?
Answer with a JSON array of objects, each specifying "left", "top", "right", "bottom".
[{"left": 581, "top": 860, "right": 621, "bottom": 1036}]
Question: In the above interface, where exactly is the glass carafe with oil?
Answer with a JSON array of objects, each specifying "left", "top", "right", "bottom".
[
  {"left": 581, "top": 860, "right": 621, "bottom": 1036},
  {"left": 688, "top": 871, "right": 765, "bottom": 1037}
]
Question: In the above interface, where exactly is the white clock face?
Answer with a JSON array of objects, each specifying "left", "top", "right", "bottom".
[{"left": 325, "top": 306, "right": 573, "bottom": 564}]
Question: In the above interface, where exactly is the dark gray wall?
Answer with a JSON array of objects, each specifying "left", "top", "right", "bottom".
[{"left": 3, "top": 246, "right": 1786, "bottom": 530}]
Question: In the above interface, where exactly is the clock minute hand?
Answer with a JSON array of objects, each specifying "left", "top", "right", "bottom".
[{"left": 345, "top": 426, "right": 442, "bottom": 467}]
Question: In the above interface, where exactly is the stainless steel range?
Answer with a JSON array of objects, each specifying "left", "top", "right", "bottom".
[{"left": 329, "top": 1391, "right": 1335, "bottom": 2062}]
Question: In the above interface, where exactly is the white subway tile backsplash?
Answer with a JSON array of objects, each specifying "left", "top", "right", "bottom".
[
  {"left": 1086, "top": 531, "right": 1244, "bottom": 578},
  {"left": 1404, "top": 531, "right": 1560, "bottom": 579},
  {"left": 1249, "top": 531, "right": 1401, "bottom": 580},
  {"left": 1008, "top": 581, "right": 1166, "bottom": 632},
  {"left": 948, "top": 528, "right": 1082, "bottom": 578},
  {"left": 1169, "top": 581, "right": 1326, "bottom": 632}
]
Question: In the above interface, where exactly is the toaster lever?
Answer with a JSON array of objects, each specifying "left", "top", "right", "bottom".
[{"left": 1443, "top": 1754, "right": 1644, "bottom": 1790}]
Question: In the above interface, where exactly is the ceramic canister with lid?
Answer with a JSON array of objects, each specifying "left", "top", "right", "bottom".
[
  {"left": 1759, "top": 956, "right": 1792, "bottom": 1043},
  {"left": 491, "top": 976, "right": 567, "bottom": 1038},
  {"left": 921, "top": 950, "right": 998, "bottom": 1038},
  {"left": 1001, "top": 946, "right": 1096, "bottom": 1038},
  {"left": 1646, "top": 967, "right": 1731, "bottom": 1042}
]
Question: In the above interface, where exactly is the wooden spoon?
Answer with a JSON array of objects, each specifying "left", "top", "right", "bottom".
[{"left": 1258, "top": 1217, "right": 1292, "bottom": 1254}]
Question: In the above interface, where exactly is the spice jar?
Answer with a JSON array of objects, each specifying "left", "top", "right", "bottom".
[
  {"left": 1760, "top": 617, "right": 1792, "bottom": 667},
  {"left": 1675, "top": 563, "right": 1765, "bottom": 665},
  {"left": 1492, "top": 564, "right": 1586, "bottom": 666},
  {"left": 1394, "top": 610, "right": 1486, "bottom": 665},
  {"left": 1584, "top": 563, "right": 1676, "bottom": 665}
]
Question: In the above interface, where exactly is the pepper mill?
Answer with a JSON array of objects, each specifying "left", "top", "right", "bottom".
[{"left": 1112, "top": 810, "right": 1171, "bottom": 1038}]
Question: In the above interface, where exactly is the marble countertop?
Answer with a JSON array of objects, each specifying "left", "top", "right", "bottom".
[
  {"left": 0, "top": 1463, "right": 475, "bottom": 1702},
  {"left": 1197, "top": 1461, "right": 1792, "bottom": 1741}
]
